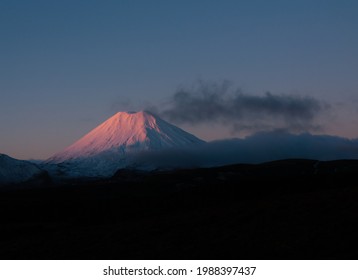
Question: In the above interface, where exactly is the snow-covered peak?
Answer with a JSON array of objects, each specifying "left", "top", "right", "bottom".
[{"left": 46, "top": 111, "right": 205, "bottom": 174}]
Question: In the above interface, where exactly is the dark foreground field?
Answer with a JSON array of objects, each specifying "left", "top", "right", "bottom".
[{"left": 1, "top": 159, "right": 358, "bottom": 259}]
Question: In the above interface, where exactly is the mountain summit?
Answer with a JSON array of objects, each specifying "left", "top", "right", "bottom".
[{"left": 47, "top": 111, "right": 204, "bottom": 177}]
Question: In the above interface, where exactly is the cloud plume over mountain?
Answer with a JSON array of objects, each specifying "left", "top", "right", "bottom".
[{"left": 160, "top": 81, "right": 328, "bottom": 133}]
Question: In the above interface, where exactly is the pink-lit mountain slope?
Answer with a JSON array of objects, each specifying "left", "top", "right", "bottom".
[{"left": 46, "top": 111, "right": 205, "bottom": 177}]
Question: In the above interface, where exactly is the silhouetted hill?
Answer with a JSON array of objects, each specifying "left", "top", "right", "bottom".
[{"left": 1, "top": 159, "right": 358, "bottom": 259}]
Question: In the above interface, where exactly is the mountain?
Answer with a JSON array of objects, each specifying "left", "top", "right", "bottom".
[
  {"left": 46, "top": 111, "right": 205, "bottom": 177},
  {"left": 0, "top": 154, "right": 45, "bottom": 185}
]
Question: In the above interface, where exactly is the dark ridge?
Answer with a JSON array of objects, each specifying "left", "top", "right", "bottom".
[
  {"left": 1, "top": 159, "right": 358, "bottom": 260},
  {"left": 0, "top": 170, "right": 51, "bottom": 190}
]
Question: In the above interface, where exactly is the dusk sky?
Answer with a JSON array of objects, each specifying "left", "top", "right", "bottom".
[{"left": 1, "top": 0, "right": 358, "bottom": 160}]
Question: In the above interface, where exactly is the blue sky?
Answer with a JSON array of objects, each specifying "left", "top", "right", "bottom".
[{"left": 1, "top": 0, "right": 358, "bottom": 159}]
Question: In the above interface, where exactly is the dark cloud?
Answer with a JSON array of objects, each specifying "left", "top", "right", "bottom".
[
  {"left": 129, "top": 132, "right": 358, "bottom": 169},
  {"left": 160, "top": 81, "right": 327, "bottom": 133}
]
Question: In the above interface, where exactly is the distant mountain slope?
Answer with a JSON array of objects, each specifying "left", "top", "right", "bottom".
[
  {"left": 46, "top": 111, "right": 205, "bottom": 177},
  {"left": 0, "top": 154, "right": 45, "bottom": 185}
]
